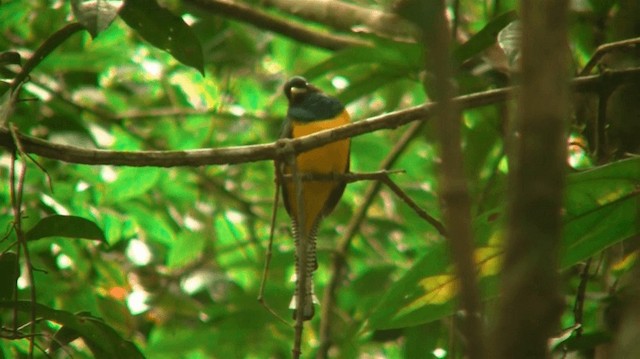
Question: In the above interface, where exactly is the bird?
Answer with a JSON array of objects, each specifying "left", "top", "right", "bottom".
[{"left": 278, "top": 76, "right": 351, "bottom": 320}]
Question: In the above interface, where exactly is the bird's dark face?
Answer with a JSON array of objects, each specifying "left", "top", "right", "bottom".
[{"left": 284, "top": 76, "right": 320, "bottom": 104}]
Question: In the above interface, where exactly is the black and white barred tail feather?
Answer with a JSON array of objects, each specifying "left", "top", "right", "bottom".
[{"left": 289, "top": 220, "right": 319, "bottom": 320}]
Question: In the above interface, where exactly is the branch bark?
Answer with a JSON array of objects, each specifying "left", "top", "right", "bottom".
[
  {"left": 491, "top": 1, "right": 570, "bottom": 358},
  {"left": 1, "top": 68, "right": 639, "bottom": 167},
  {"left": 411, "top": 1, "right": 483, "bottom": 356},
  {"left": 263, "top": 0, "right": 417, "bottom": 41},
  {"left": 185, "top": 0, "right": 369, "bottom": 50}
]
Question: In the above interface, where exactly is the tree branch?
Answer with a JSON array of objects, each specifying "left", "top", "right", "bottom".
[
  {"left": 380, "top": 176, "right": 447, "bottom": 236},
  {"left": 10, "top": 23, "right": 86, "bottom": 90},
  {"left": 263, "top": 0, "right": 417, "bottom": 41},
  {"left": 185, "top": 0, "right": 369, "bottom": 50},
  {"left": 1, "top": 67, "right": 639, "bottom": 167},
  {"left": 580, "top": 37, "right": 640, "bottom": 75}
]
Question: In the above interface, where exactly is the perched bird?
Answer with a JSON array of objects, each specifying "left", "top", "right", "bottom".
[{"left": 279, "top": 76, "right": 351, "bottom": 320}]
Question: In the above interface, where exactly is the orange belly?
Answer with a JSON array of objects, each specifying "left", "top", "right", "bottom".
[{"left": 284, "top": 111, "right": 350, "bottom": 234}]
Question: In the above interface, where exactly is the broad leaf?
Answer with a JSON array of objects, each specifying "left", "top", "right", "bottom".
[
  {"left": 25, "top": 215, "right": 105, "bottom": 242},
  {"left": 369, "top": 158, "right": 640, "bottom": 329},
  {"left": 119, "top": 0, "right": 204, "bottom": 74},
  {"left": 0, "top": 252, "right": 18, "bottom": 301},
  {"left": 0, "top": 301, "right": 142, "bottom": 358},
  {"left": 303, "top": 41, "right": 422, "bottom": 81},
  {"left": 561, "top": 157, "right": 640, "bottom": 267}
]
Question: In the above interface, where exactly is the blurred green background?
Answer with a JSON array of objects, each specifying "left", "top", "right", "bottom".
[{"left": 1, "top": 0, "right": 639, "bottom": 358}]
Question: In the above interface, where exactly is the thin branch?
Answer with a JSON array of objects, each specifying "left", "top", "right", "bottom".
[
  {"left": 11, "top": 23, "right": 86, "bottom": 90},
  {"left": 2, "top": 67, "right": 640, "bottom": 168},
  {"left": 290, "top": 153, "right": 306, "bottom": 359},
  {"left": 380, "top": 176, "right": 447, "bottom": 237},
  {"left": 280, "top": 169, "right": 404, "bottom": 183},
  {"left": 9, "top": 138, "right": 35, "bottom": 358},
  {"left": 580, "top": 37, "right": 640, "bottom": 76},
  {"left": 185, "top": 0, "right": 369, "bottom": 50},
  {"left": 594, "top": 85, "right": 614, "bottom": 162},
  {"left": 573, "top": 258, "right": 591, "bottom": 337},
  {"left": 257, "top": 178, "right": 290, "bottom": 326}
]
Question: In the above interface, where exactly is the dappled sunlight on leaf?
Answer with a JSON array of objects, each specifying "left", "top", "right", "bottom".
[{"left": 409, "top": 275, "right": 457, "bottom": 308}]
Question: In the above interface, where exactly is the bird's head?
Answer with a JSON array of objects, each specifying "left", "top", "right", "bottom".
[{"left": 283, "top": 76, "right": 321, "bottom": 104}]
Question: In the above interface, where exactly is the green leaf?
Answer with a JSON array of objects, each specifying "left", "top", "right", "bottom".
[
  {"left": 101, "top": 167, "right": 162, "bottom": 204},
  {"left": 119, "top": 0, "right": 204, "bottom": 74},
  {"left": 167, "top": 231, "right": 205, "bottom": 269},
  {"left": 369, "top": 159, "right": 640, "bottom": 329},
  {"left": 0, "top": 301, "right": 143, "bottom": 358},
  {"left": 588, "top": 0, "right": 616, "bottom": 15},
  {"left": 71, "top": 0, "right": 123, "bottom": 38},
  {"left": 25, "top": 215, "right": 106, "bottom": 242},
  {"left": 0, "top": 252, "right": 18, "bottom": 301},
  {"left": 337, "top": 72, "right": 403, "bottom": 104},
  {"left": 562, "top": 195, "right": 638, "bottom": 268},
  {"left": 561, "top": 158, "right": 640, "bottom": 267},
  {"left": 303, "top": 41, "right": 422, "bottom": 81},
  {"left": 128, "top": 203, "right": 176, "bottom": 245},
  {"left": 565, "top": 157, "right": 640, "bottom": 220},
  {"left": 368, "top": 242, "right": 451, "bottom": 329},
  {"left": 557, "top": 330, "right": 611, "bottom": 352}
]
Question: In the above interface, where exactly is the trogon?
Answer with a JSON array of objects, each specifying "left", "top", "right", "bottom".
[{"left": 279, "top": 76, "right": 351, "bottom": 320}]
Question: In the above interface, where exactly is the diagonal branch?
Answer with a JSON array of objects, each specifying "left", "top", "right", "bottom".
[
  {"left": 185, "top": 0, "right": 369, "bottom": 50},
  {"left": 380, "top": 176, "right": 447, "bottom": 237},
  {"left": 263, "top": 0, "right": 417, "bottom": 41}
]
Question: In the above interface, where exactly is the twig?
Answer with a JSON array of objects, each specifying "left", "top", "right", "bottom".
[
  {"left": 11, "top": 23, "right": 85, "bottom": 90},
  {"left": 595, "top": 87, "right": 613, "bottom": 162},
  {"left": 257, "top": 174, "right": 290, "bottom": 326},
  {"left": 9, "top": 156, "right": 20, "bottom": 339},
  {"left": 280, "top": 169, "right": 404, "bottom": 183},
  {"left": 9, "top": 139, "right": 36, "bottom": 357},
  {"left": 380, "top": 176, "right": 447, "bottom": 237},
  {"left": 290, "top": 153, "right": 306, "bottom": 359},
  {"left": 3, "top": 67, "right": 640, "bottom": 167},
  {"left": 573, "top": 258, "right": 591, "bottom": 337},
  {"left": 580, "top": 37, "right": 640, "bottom": 76}
]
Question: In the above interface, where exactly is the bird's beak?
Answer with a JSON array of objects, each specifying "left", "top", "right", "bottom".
[{"left": 290, "top": 86, "right": 307, "bottom": 96}]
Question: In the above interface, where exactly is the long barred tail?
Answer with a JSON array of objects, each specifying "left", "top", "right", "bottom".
[{"left": 289, "top": 220, "right": 319, "bottom": 320}]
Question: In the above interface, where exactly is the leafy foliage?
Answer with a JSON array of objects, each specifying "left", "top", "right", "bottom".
[{"left": 0, "top": 0, "right": 639, "bottom": 358}]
